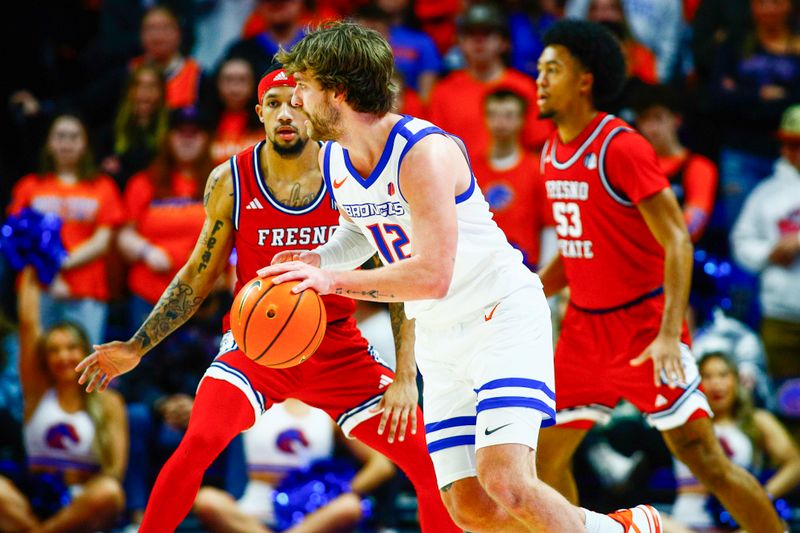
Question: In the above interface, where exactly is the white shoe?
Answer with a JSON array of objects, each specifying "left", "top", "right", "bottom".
[{"left": 607, "top": 504, "right": 662, "bottom": 532}]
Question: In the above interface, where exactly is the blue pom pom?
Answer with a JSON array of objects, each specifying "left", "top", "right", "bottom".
[
  {"left": 273, "top": 458, "right": 362, "bottom": 531},
  {"left": 0, "top": 208, "right": 67, "bottom": 284}
]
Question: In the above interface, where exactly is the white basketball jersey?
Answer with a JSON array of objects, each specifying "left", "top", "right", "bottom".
[{"left": 323, "top": 115, "right": 538, "bottom": 326}]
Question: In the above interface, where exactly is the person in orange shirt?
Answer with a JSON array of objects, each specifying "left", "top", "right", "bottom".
[
  {"left": 118, "top": 107, "right": 214, "bottom": 330},
  {"left": 471, "top": 88, "right": 555, "bottom": 270},
  {"left": 205, "top": 57, "right": 264, "bottom": 165},
  {"left": 130, "top": 6, "right": 204, "bottom": 110},
  {"left": 633, "top": 83, "right": 718, "bottom": 242},
  {"left": 427, "top": 3, "right": 553, "bottom": 157},
  {"left": 8, "top": 114, "right": 125, "bottom": 346}
]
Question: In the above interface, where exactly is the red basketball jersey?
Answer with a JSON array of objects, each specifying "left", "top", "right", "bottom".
[
  {"left": 222, "top": 141, "right": 354, "bottom": 330},
  {"left": 541, "top": 113, "right": 669, "bottom": 310}
]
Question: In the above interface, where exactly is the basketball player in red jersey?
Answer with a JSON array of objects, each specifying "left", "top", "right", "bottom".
[
  {"left": 533, "top": 20, "right": 784, "bottom": 532},
  {"left": 74, "top": 65, "right": 460, "bottom": 533}
]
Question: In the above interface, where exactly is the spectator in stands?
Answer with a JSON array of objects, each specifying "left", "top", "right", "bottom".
[
  {"left": 731, "top": 104, "right": 800, "bottom": 443},
  {"left": 585, "top": 0, "right": 660, "bottom": 84},
  {"left": 100, "top": 63, "right": 170, "bottom": 187},
  {"left": 691, "top": 0, "right": 751, "bottom": 83},
  {"left": 505, "top": 0, "right": 559, "bottom": 79},
  {"left": 226, "top": 0, "right": 307, "bottom": 78},
  {"left": 633, "top": 83, "right": 718, "bottom": 242},
  {"left": 376, "top": 0, "right": 441, "bottom": 100},
  {"left": 0, "top": 268, "right": 126, "bottom": 532},
  {"left": 193, "top": 398, "right": 395, "bottom": 533},
  {"left": 203, "top": 57, "right": 263, "bottom": 165},
  {"left": 471, "top": 88, "right": 554, "bottom": 270},
  {"left": 7, "top": 114, "right": 125, "bottom": 346},
  {"left": 669, "top": 351, "right": 800, "bottom": 531},
  {"left": 709, "top": 0, "right": 800, "bottom": 231},
  {"left": 118, "top": 106, "right": 213, "bottom": 330},
  {"left": 428, "top": 3, "right": 552, "bottom": 157},
  {"left": 131, "top": 6, "right": 204, "bottom": 110},
  {"left": 566, "top": 0, "right": 683, "bottom": 82}
]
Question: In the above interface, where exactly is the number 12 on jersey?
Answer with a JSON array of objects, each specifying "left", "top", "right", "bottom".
[{"left": 367, "top": 223, "right": 411, "bottom": 263}]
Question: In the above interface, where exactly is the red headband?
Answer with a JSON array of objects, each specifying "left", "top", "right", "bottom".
[{"left": 258, "top": 69, "right": 296, "bottom": 103}]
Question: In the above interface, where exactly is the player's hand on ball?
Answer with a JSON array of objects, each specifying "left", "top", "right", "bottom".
[
  {"left": 75, "top": 340, "right": 142, "bottom": 393},
  {"left": 271, "top": 250, "right": 321, "bottom": 267},
  {"left": 371, "top": 378, "right": 418, "bottom": 443},
  {"left": 630, "top": 333, "right": 686, "bottom": 388},
  {"left": 257, "top": 261, "right": 334, "bottom": 295}
]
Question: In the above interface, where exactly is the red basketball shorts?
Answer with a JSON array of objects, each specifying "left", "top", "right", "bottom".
[
  {"left": 554, "top": 293, "right": 711, "bottom": 431},
  {"left": 201, "top": 317, "right": 395, "bottom": 435}
]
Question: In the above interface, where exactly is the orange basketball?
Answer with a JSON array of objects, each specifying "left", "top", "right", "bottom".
[{"left": 229, "top": 276, "right": 326, "bottom": 368}]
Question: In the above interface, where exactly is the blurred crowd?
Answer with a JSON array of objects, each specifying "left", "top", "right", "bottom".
[{"left": 0, "top": 0, "right": 799, "bottom": 531}]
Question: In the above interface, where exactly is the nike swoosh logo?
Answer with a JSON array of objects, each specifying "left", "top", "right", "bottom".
[
  {"left": 332, "top": 177, "right": 347, "bottom": 189},
  {"left": 484, "top": 423, "right": 512, "bottom": 436},
  {"left": 484, "top": 303, "right": 500, "bottom": 321}
]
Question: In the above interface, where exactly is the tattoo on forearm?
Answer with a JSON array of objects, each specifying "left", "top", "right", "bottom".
[
  {"left": 388, "top": 302, "right": 404, "bottom": 352},
  {"left": 198, "top": 220, "right": 225, "bottom": 273},
  {"left": 133, "top": 279, "right": 204, "bottom": 351},
  {"left": 334, "top": 288, "right": 395, "bottom": 300}
]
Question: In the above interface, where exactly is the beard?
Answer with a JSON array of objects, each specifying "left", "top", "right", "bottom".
[
  {"left": 306, "top": 100, "right": 343, "bottom": 141},
  {"left": 271, "top": 135, "right": 307, "bottom": 156},
  {"left": 538, "top": 108, "right": 556, "bottom": 119}
]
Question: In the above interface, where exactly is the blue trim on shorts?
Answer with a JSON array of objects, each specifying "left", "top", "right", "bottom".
[
  {"left": 475, "top": 378, "right": 556, "bottom": 401},
  {"left": 476, "top": 397, "right": 556, "bottom": 427},
  {"left": 427, "top": 435, "right": 476, "bottom": 454},
  {"left": 425, "top": 416, "right": 477, "bottom": 434},
  {"left": 648, "top": 376, "right": 703, "bottom": 420},
  {"left": 210, "top": 360, "right": 266, "bottom": 413},
  {"left": 336, "top": 393, "right": 384, "bottom": 428}
]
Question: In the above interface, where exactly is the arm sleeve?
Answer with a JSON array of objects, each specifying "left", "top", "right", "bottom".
[
  {"left": 316, "top": 215, "right": 378, "bottom": 271},
  {"left": 731, "top": 186, "right": 771, "bottom": 273},
  {"left": 603, "top": 131, "right": 669, "bottom": 204}
]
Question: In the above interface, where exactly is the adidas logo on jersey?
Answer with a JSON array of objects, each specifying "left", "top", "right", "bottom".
[
  {"left": 378, "top": 375, "right": 393, "bottom": 389},
  {"left": 273, "top": 71, "right": 289, "bottom": 81},
  {"left": 246, "top": 198, "right": 264, "bottom": 210},
  {"left": 655, "top": 394, "right": 668, "bottom": 408}
]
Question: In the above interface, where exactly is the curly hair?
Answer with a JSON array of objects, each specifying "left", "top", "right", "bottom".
[
  {"left": 542, "top": 19, "right": 626, "bottom": 108},
  {"left": 276, "top": 21, "right": 397, "bottom": 115}
]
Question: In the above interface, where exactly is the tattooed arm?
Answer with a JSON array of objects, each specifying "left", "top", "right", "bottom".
[{"left": 76, "top": 164, "right": 235, "bottom": 392}]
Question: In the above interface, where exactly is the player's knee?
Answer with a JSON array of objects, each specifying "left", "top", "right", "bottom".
[
  {"left": 440, "top": 479, "right": 507, "bottom": 531},
  {"left": 83, "top": 475, "right": 125, "bottom": 516},
  {"left": 194, "top": 488, "right": 226, "bottom": 520}
]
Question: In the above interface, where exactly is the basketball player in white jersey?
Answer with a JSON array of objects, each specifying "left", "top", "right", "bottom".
[{"left": 259, "top": 21, "right": 661, "bottom": 533}]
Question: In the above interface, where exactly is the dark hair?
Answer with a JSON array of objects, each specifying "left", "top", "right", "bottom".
[
  {"left": 542, "top": 19, "right": 626, "bottom": 108},
  {"left": 201, "top": 56, "right": 261, "bottom": 131},
  {"left": 630, "top": 83, "right": 683, "bottom": 115},
  {"left": 485, "top": 88, "right": 529, "bottom": 114},
  {"left": 353, "top": 3, "right": 392, "bottom": 25},
  {"left": 40, "top": 112, "right": 98, "bottom": 181},
  {"left": 276, "top": 21, "right": 397, "bottom": 115}
]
